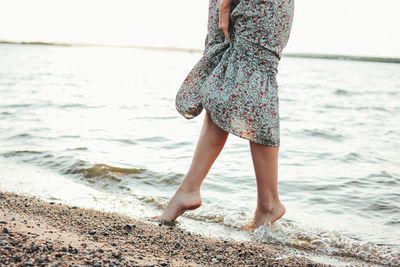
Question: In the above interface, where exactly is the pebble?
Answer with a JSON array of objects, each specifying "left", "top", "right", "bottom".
[
  {"left": 13, "top": 256, "right": 22, "bottom": 262},
  {"left": 2, "top": 227, "right": 9, "bottom": 233},
  {"left": 123, "top": 224, "right": 132, "bottom": 232}
]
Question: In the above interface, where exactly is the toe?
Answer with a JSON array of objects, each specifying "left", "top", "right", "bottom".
[
  {"left": 241, "top": 221, "right": 255, "bottom": 232},
  {"left": 150, "top": 215, "right": 161, "bottom": 221}
]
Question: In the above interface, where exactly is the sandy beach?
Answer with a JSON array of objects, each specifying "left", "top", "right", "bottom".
[{"left": 0, "top": 190, "right": 325, "bottom": 266}]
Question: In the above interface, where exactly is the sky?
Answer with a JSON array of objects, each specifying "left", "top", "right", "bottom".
[{"left": 0, "top": 0, "right": 399, "bottom": 58}]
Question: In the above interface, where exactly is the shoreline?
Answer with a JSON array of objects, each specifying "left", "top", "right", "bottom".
[
  {"left": 0, "top": 190, "right": 324, "bottom": 266},
  {"left": 1, "top": 40, "right": 399, "bottom": 64}
]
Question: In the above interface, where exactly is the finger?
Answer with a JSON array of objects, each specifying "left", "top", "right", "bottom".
[
  {"left": 218, "top": 16, "right": 231, "bottom": 42},
  {"left": 223, "top": 29, "right": 230, "bottom": 42},
  {"left": 218, "top": 23, "right": 229, "bottom": 35}
]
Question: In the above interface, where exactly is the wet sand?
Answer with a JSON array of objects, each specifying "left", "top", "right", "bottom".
[{"left": 0, "top": 190, "right": 324, "bottom": 266}]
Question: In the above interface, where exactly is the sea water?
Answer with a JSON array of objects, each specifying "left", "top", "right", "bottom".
[{"left": 0, "top": 43, "right": 399, "bottom": 266}]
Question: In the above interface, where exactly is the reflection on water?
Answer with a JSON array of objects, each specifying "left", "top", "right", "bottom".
[{"left": 0, "top": 43, "right": 399, "bottom": 266}]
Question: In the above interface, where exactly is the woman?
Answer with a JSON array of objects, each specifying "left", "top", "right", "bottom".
[{"left": 153, "top": 0, "right": 294, "bottom": 231}]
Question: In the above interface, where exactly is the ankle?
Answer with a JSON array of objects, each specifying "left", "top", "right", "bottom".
[
  {"left": 256, "top": 200, "right": 283, "bottom": 214},
  {"left": 178, "top": 184, "right": 201, "bottom": 194}
]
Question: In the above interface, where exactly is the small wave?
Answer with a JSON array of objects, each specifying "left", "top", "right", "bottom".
[
  {"left": 1, "top": 149, "right": 182, "bottom": 188},
  {"left": 66, "top": 163, "right": 146, "bottom": 181},
  {"left": 136, "top": 195, "right": 164, "bottom": 209},
  {"left": 184, "top": 212, "right": 226, "bottom": 224},
  {"left": 251, "top": 222, "right": 400, "bottom": 266}
]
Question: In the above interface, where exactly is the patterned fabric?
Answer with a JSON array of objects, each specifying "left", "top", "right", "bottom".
[{"left": 176, "top": 0, "right": 294, "bottom": 146}]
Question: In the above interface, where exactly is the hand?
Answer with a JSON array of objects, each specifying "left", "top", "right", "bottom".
[{"left": 218, "top": 0, "right": 233, "bottom": 42}]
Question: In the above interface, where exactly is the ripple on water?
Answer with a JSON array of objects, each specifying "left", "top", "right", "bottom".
[
  {"left": 367, "top": 171, "right": 393, "bottom": 179},
  {"left": 7, "top": 133, "right": 33, "bottom": 139},
  {"left": 333, "top": 88, "right": 351, "bottom": 95},
  {"left": 136, "top": 136, "right": 169, "bottom": 142},
  {"left": 66, "top": 147, "right": 89, "bottom": 151},
  {"left": 1, "top": 103, "right": 34, "bottom": 108},
  {"left": 342, "top": 179, "right": 371, "bottom": 188},
  {"left": 341, "top": 152, "right": 364, "bottom": 163},
  {"left": 301, "top": 128, "right": 346, "bottom": 141},
  {"left": 2, "top": 150, "right": 45, "bottom": 157},
  {"left": 364, "top": 200, "right": 400, "bottom": 213},
  {"left": 355, "top": 106, "right": 388, "bottom": 112},
  {"left": 109, "top": 138, "right": 138, "bottom": 145}
]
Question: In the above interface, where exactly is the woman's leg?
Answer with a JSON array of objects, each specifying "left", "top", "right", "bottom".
[
  {"left": 242, "top": 142, "right": 286, "bottom": 230},
  {"left": 153, "top": 111, "right": 229, "bottom": 222}
]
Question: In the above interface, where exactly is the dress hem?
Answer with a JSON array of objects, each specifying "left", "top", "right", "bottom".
[{"left": 204, "top": 107, "right": 280, "bottom": 147}]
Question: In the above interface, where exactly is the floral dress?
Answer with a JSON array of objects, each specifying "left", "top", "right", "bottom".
[{"left": 175, "top": 0, "right": 294, "bottom": 147}]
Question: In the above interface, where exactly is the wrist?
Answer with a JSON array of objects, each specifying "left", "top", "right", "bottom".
[{"left": 219, "top": 0, "right": 232, "bottom": 8}]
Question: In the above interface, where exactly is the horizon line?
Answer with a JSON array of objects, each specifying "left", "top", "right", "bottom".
[{"left": 1, "top": 40, "right": 399, "bottom": 64}]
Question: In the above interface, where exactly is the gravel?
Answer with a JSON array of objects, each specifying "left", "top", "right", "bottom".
[{"left": 0, "top": 190, "right": 325, "bottom": 266}]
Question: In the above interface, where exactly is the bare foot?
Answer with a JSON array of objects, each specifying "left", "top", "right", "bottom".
[
  {"left": 151, "top": 187, "right": 202, "bottom": 222},
  {"left": 241, "top": 202, "right": 286, "bottom": 232}
]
